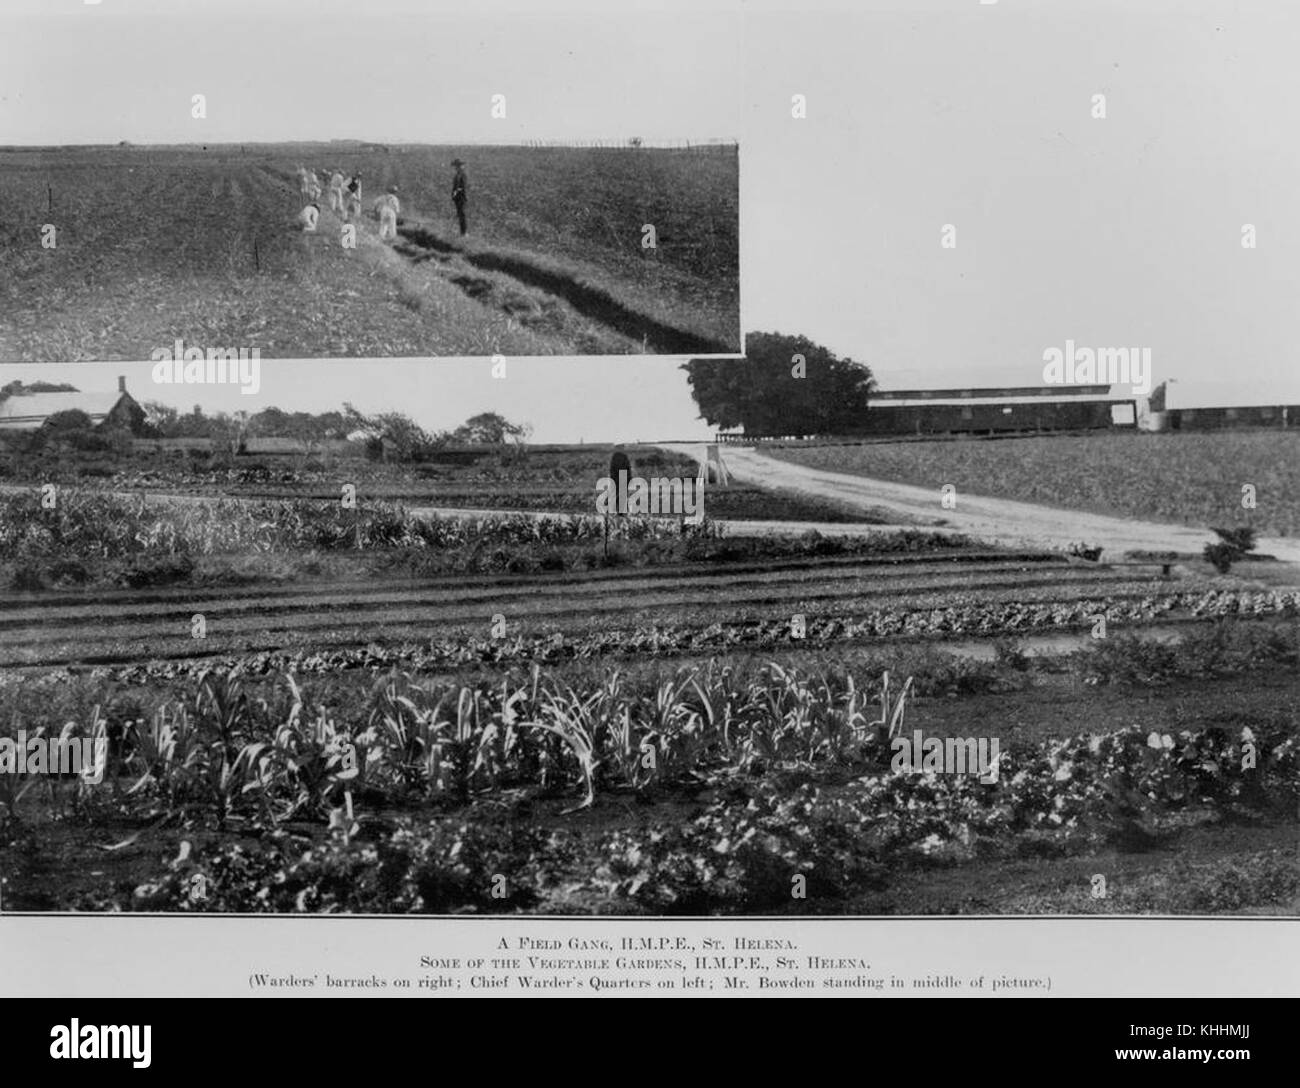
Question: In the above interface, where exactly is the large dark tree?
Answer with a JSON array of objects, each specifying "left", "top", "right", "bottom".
[{"left": 681, "top": 332, "right": 875, "bottom": 436}]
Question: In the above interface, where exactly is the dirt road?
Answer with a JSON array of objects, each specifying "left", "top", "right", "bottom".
[{"left": 664, "top": 444, "right": 1300, "bottom": 566}]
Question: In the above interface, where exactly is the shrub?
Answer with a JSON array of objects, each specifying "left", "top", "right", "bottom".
[
  {"left": 1204, "top": 526, "right": 1258, "bottom": 573},
  {"left": 117, "top": 554, "right": 196, "bottom": 589},
  {"left": 48, "top": 559, "right": 89, "bottom": 586},
  {"left": 9, "top": 564, "right": 45, "bottom": 591}
]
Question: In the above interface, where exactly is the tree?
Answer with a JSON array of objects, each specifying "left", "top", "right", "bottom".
[
  {"left": 247, "top": 408, "right": 349, "bottom": 464},
  {"left": 1, "top": 380, "right": 79, "bottom": 404},
  {"left": 43, "top": 409, "right": 94, "bottom": 433},
  {"left": 451, "top": 412, "right": 532, "bottom": 446},
  {"left": 29, "top": 409, "right": 105, "bottom": 454},
  {"left": 681, "top": 332, "right": 875, "bottom": 436},
  {"left": 1204, "top": 527, "right": 1258, "bottom": 574},
  {"left": 147, "top": 405, "right": 220, "bottom": 439},
  {"left": 209, "top": 411, "right": 249, "bottom": 459},
  {"left": 141, "top": 401, "right": 180, "bottom": 437},
  {"left": 341, "top": 403, "right": 443, "bottom": 463}
]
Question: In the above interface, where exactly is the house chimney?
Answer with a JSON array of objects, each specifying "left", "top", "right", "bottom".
[{"left": 118, "top": 375, "right": 126, "bottom": 394}]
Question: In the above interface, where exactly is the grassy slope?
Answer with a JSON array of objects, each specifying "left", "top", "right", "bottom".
[
  {"left": 316, "top": 143, "right": 739, "bottom": 348},
  {"left": 766, "top": 431, "right": 1300, "bottom": 537},
  {"left": 0, "top": 145, "right": 739, "bottom": 359}
]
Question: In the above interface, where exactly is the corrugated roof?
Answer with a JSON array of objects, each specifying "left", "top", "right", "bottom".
[
  {"left": 874, "top": 385, "right": 1113, "bottom": 400},
  {"left": 872, "top": 393, "right": 1127, "bottom": 408},
  {"left": 0, "top": 391, "right": 126, "bottom": 429}
]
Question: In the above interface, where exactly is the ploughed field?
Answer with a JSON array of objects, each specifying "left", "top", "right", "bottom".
[
  {"left": 0, "top": 143, "right": 739, "bottom": 359},
  {"left": 1, "top": 480, "right": 1297, "bottom": 915},
  {"left": 1, "top": 548, "right": 1294, "bottom": 673}
]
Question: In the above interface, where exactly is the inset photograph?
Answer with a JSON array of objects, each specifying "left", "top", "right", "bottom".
[{"left": 0, "top": 2, "right": 741, "bottom": 360}]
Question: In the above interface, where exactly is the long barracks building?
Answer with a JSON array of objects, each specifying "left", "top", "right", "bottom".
[
  {"left": 716, "top": 380, "right": 1300, "bottom": 441},
  {"left": 862, "top": 385, "right": 1137, "bottom": 437}
]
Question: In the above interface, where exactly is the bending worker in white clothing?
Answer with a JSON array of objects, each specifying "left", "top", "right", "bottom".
[{"left": 297, "top": 202, "right": 321, "bottom": 232}]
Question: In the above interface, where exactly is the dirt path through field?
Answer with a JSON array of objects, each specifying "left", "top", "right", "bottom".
[
  {"left": 392, "top": 222, "right": 734, "bottom": 354},
  {"left": 663, "top": 444, "right": 1300, "bottom": 567}
]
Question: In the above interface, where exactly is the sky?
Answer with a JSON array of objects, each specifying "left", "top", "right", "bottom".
[
  {"left": 0, "top": 0, "right": 742, "bottom": 146},
  {"left": 2, "top": 0, "right": 1299, "bottom": 439}
]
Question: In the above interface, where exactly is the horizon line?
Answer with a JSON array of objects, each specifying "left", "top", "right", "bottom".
[{"left": 0, "top": 138, "right": 741, "bottom": 150}]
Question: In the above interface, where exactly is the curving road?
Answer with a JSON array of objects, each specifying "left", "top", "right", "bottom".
[{"left": 660, "top": 444, "right": 1300, "bottom": 567}]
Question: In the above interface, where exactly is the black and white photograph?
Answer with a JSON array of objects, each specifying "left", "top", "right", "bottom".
[
  {"left": 2, "top": 0, "right": 1298, "bottom": 1014},
  {"left": 0, "top": 1, "right": 742, "bottom": 360}
]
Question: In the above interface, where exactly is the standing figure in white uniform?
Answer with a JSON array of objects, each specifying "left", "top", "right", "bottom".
[
  {"left": 327, "top": 170, "right": 346, "bottom": 215},
  {"left": 374, "top": 187, "right": 400, "bottom": 241}
]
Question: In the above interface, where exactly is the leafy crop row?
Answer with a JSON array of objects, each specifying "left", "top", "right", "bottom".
[
  {"left": 61, "top": 589, "right": 1297, "bottom": 687},
  {"left": 72, "top": 713, "right": 1297, "bottom": 913},
  {"left": 0, "top": 491, "right": 708, "bottom": 561}
]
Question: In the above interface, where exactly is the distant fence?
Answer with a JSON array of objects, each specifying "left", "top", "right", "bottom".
[
  {"left": 714, "top": 430, "right": 1147, "bottom": 448},
  {"left": 131, "top": 437, "right": 360, "bottom": 457},
  {"left": 715, "top": 433, "right": 818, "bottom": 444}
]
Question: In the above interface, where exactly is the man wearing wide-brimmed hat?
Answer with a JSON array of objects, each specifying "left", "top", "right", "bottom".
[
  {"left": 344, "top": 171, "right": 364, "bottom": 221},
  {"left": 450, "top": 158, "right": 468, "bottom": 236}
]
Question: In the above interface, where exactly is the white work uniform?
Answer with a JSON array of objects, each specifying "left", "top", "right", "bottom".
[{"left": 376, "top": 194, "right": 400, "bottom": 240}]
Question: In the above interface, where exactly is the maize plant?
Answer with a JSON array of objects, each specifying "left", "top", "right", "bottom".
[
  {"left": 125, "top": 705, "right": 205, "bottom": 811},
  {"left": 640, "top": 673, "right": 709, "bottom": 779},
  {"left": 522, "top": 684, "right": 601, "bottom": 813},
  {"left": 369, "top": 672, "right": 450, "bottom": 791},
  {"left": 872, "top": 671, "right": 915, "bottom": 749},
  {"left": 273, "top": 681, "right": 358, "bottom": 818},
  {"left": 810, "top": 674, "right": 870, "bottom": 763}
]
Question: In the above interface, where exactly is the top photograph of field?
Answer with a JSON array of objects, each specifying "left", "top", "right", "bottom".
[{"left": 0, "top": 5, "right": 742, "bottom": 361}]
